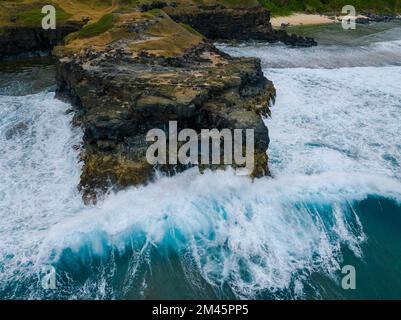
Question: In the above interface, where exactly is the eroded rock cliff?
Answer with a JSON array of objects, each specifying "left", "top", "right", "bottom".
[
  {"left": 164, "top": 4, "right": 317, "bottom": 46},
  {"left": 54, "top": 10, "right": 276, "bottom": 202},
  {"left": 0, "top": 22, "right": 83, "bottom": 60}
]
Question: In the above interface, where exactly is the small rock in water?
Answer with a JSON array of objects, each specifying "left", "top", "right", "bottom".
[{"left": 356, "top": 17, "right": 373, "bottom": 25}]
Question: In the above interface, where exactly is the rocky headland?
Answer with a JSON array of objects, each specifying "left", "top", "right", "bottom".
[
  {"left": 1, "top": 1, "right": 318, "bottom": 202},
  {"left": 54, "top": 10, "right": 276, "bottom": 202}
]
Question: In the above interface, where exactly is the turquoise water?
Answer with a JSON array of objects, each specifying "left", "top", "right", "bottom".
[{"left": 1, "top": 23, "right": 401, "bottom": 299}]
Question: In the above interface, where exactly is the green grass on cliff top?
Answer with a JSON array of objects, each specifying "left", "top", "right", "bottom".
[
  {"left": 0, "top": 1, "right": 73, "bottom": 27},
  {"left": 65, "top": 13, "right": 114, "bottom": 42},
  {"left": 76, "top": 13, "right": 114, "bottom": 38},
  {"left": 157, "top": 0, "right": 401, "bottom": 13},
  {"left": 101, "top": 0, "right": 401, "bottom": 13},
  {"left": 83, "top": 0, "right": 258, "bottom": 7},
  {"left": 258, "top": 0, "right": 401, "bottom": 16},
  {"left": 16, "top": 7, "right": 72, "bottom": 27}
]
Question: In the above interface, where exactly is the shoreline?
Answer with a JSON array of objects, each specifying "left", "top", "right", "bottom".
[
  {"left": 271, "top": 13, "right": 337, "bottom": 27},
  {"left": 270, "top": 12, "right": 401, "bottom": 28}
]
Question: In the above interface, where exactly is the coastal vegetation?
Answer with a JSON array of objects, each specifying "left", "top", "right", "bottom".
[
  {"left": 15, "top": 6, "right": 72, "bottom": 27},
  {"left": 0, "top": 0, "right": 114, "bottom": 27},
  {"left": 259, "top": 0, "right": 401, "bottom": 16},
  {"left": 68, "top": 13, "right": 114, "bottom": 40}
]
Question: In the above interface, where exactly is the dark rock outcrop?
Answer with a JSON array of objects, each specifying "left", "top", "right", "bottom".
[
  {"left": 357, "top": 13, "right": 401, "bottom": 24},
  {"left": 165, "top": 5, "right": 317, "bottom": 46},
  {"left": 55, "top": 11, "right": 275, "bottom": 202},
  {"left": 0, "top": 21, "right": 83, "bottom": 60}
]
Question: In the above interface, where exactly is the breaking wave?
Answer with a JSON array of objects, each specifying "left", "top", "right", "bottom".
[{"left": 217, "top": 39, "right": 401, "bottom": 68}]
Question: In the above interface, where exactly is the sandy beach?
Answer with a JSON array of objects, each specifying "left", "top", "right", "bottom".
[
  {"left": 271, "top": 13, "right": 338, "bottom": 27},
  {"left": 271, "top": 13, "right": 379, "bottom": 28}
]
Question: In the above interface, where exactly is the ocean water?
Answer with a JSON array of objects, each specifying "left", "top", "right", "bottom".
[{"left": 1, "top": 24, "right": 401, "bottom": 300}]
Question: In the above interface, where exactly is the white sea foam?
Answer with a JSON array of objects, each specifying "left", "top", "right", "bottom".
[
  {"left": 217, "top": 39, "right": 401, "bottom": 68},
  {"left": 266, "top": 66, "right": 401, "bottom": 180},
  {"left": 39, "top": 169, "right": 401, "bottom": 298},
  {"left": 0, "top": 92, "right": 84, "bottom": 295}
]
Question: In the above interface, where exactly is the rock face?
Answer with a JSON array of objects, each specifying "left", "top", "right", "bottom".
[
  {"left": 55, "top": 11, "right": 275, "bottom": 201},
  {"left": 164, "top": 4, "right": 317, "bottom": 46},
  {"left": 356, "top": 13, "right": 401, "bottom": 24},
  {"left": 0, "top": 22, "right": 83, "bottom": 60}
]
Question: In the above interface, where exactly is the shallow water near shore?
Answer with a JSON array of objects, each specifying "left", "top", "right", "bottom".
[
  {"left": 0, "top": 23, "right": 401, "bottom": 299},
  {"left": 287, "top": 21, "right": 401, "bottom": 46}
]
